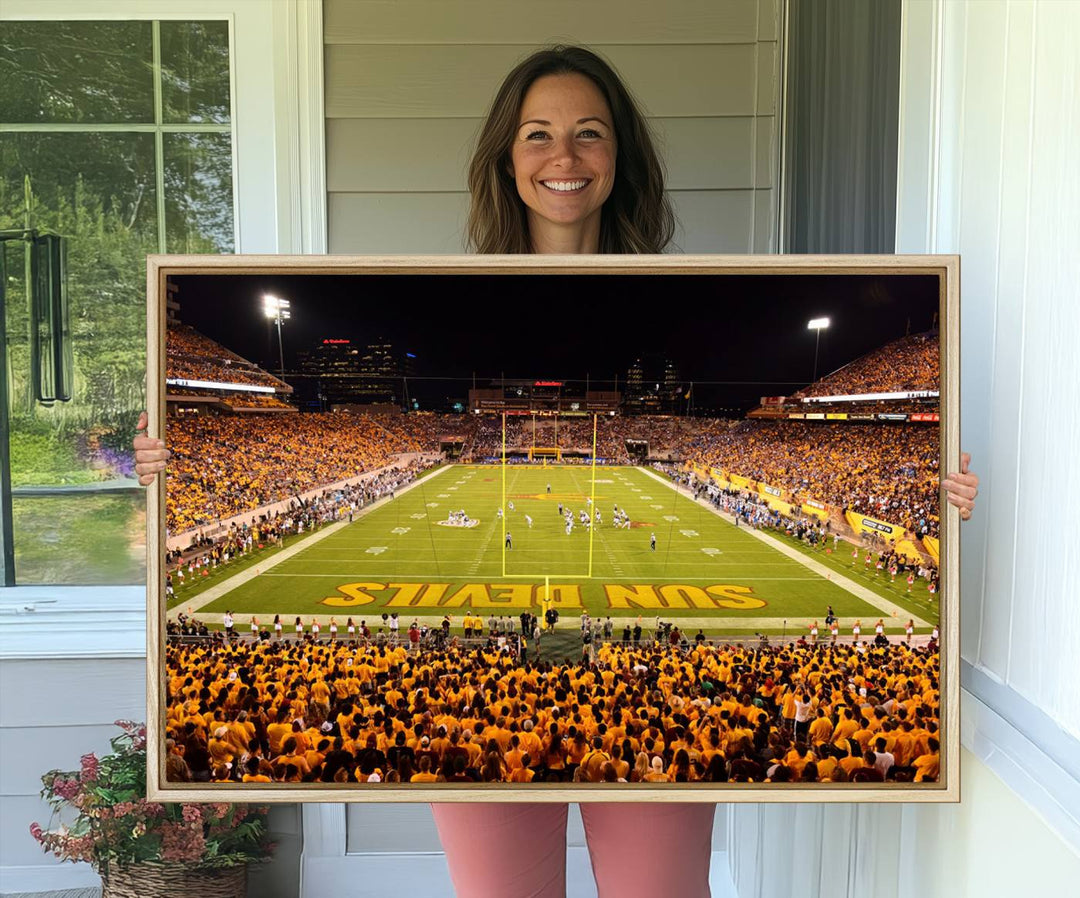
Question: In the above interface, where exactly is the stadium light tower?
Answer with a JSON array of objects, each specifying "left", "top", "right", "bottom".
[
  {"left": 807, "top": 317, "right": 830, "bottom": 383},
  {"left": 263, "top": 295, "right": 291, "bottom": 378}
]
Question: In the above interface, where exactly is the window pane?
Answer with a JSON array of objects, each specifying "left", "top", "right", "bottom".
[
  {"left": 0, "top": 22, "right": 154, "bottom": 124},
  {"left": 164, "top": 132, "right": 235, "bottom": 253},
  {"left": 2, "top": 132, "right": 157, "bottom": 585},
  {"left": 160, "top": 21, "right": 232, "bottom": 124},
  {"left": 12, "top": 493, "right": 145, "bottom": 585}
]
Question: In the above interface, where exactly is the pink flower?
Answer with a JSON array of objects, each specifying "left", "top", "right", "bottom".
[
  {"left": 52, "top": 777, "right": 80, "bottom": 801},
  {"left": 29, "top": 822, "right": 43, "bottom": 842},
  {"left": 80, "top": 753, "right": 100, "bottom": 782},
  {"left": 160, "top": 822, "right": 206, "bottom": 863},
  {"left": 181, "top": 805, "right": 202, "bottom": 824}
]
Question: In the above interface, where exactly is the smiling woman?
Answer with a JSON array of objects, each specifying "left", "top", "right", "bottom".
[{"left": 466, "top": 45, "right": 674, "bottom": 255}]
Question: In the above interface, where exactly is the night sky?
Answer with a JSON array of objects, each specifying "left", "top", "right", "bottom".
[{"left": 171, "top": 272, "right": 940, "bottom": 414}]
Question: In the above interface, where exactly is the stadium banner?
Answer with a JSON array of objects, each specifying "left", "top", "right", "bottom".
[
  {"left": 761, "top": 496, "right": 797, "bottom": 515},
  {"left": 707, "top": 468, "right": 733, "bottom": 490},
  {"left": 845, "top": 510, "right": 902, "bottom": 542},
  {"left": 877, "top": 413, "right": 909, "bottom": 421},
  {"left": 145, "top": 254, "right": 958, "bottom": 805},
  {"left": 896, "top": 538, "right": 926, "bottom": 563},
  {"left": 924, "top": 535, "right": 941, "bottom": 563}
]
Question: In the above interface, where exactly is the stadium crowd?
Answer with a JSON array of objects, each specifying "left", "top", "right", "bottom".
[
  {"left": 165, "top": 413, "right": 428, "bottom": 532},
  {"left": 797, "top": 332, "right": 939, "bottom": 398},
  {"left": 166, "top": 459, "right": 433, "bottom": 589},
  {"left": 163, "top": 638, "right": 940, "bottom": 786},
  {"left": 167, "top": 325, "right": 288, "bottom": 391},
  {"left": 167, "top": 410, "right": 939, "bottom": 539},
  {"left": 687, "top": 421, "right": 940, "bottom": 539}
]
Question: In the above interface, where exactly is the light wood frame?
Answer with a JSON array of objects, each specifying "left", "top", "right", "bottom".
[{"left": 145, "top": 253, "right": 960, "bottom": 803}]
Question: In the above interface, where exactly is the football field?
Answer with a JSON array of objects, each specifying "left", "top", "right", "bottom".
[{"left": 179, "top": 464, "right": 936, "bottom": 635}]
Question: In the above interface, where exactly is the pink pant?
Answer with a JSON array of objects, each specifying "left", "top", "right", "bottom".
[{"left": 431, "top": 802, "right": 715, "bottom": 898}]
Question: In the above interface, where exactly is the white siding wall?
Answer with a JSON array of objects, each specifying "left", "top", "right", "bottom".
[
  {"left": 914, "top": 0, "right": 1080, "bottom": 734},
  {"left": 728, "top": 2, "right": 1080, "bottom": 894},
  {"left": 324, "top": 0, "right": 781, "bottom": 253}
]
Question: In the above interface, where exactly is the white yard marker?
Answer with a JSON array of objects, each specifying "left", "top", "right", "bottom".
[
  {"left": 701, "top": 547, "right": 722, "bottom": 556},
  {"left": 650, "top": 504, "right": 664, "bottom": 510},
  {"left": 427, "top": 502, "right": 439, "bottom": 508},
  {"left": 437, "top": 493, "right": 450, "bottom": 498},
  {"left": 391, "top": 527, "right": 410, "bottom": 535},
  {"left": 366, "top": 546, "right": 388, "bottom": 555},
  {"left": 640, "top": 495, "right": 652, "bottom": 500},
  {"left": 409, "top": 513, "right": 426, "bottom": 520},
  {"left": 679, "top": 529, "right": 699, "bottom": 538},
  {"left": 663, "top": 515, "right": 679, "bottom": 522}
]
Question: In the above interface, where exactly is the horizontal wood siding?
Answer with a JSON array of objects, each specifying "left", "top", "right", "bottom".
[
  {"left": 324, "top": 0, "right": 761, "bottom": 46},
  {"left": 324, "top": 0, "right": 781, "bottom": 254}
]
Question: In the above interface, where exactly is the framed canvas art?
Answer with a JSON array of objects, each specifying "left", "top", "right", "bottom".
[{"left": 145, "top": 254, "right": 959, "bottom": 803}]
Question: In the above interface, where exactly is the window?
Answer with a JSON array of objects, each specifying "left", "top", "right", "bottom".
[{"left": 1, "top": 20, "right": 234, "bottom": 584}]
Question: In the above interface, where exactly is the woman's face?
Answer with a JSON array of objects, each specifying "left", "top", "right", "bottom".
[{"left": 509, "top": 73, "right": 616, "bottom": 244}]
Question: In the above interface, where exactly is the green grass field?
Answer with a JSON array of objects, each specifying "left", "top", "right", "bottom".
[{"left": 184, "top": 464, "right": 937, "bottom": 635}]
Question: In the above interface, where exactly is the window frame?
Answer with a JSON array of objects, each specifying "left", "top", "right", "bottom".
[{"left": 0, "top": 0, "right": 326, "bottom": 658}]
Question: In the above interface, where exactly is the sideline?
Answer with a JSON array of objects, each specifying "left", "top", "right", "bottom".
[
  {"left": 167, "top": 463, "right": 455, "bottom": 619},
  {"left": 636, "top": 466, "right": 933, "bottom": 628},
  {"left": 167, "top": 452, "right": 437, "bottom": 551}
]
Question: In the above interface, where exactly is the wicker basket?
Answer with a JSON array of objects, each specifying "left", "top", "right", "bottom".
[{"left": 100, "top": 862, "right": 247, "bottom": 898}]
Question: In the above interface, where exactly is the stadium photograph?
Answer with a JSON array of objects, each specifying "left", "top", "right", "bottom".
[{"left": 153, "top": 264, "right": 948, "bottom": 797}]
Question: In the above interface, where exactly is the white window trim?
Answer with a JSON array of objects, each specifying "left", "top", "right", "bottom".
[
  {"left": 0, "top": 0, "right": 326, "bottom": 659},
  {"left": 895, "top": 0, "right": 1080, "bottom": 853}
]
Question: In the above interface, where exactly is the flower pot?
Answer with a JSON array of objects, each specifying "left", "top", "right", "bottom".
[{"left": 101, "top": 861, "right": 247, "bottom": 898}]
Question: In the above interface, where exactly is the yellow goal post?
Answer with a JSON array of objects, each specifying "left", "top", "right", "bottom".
[{"left": 528, "top": 446, "right": 562, "bottom": 462}]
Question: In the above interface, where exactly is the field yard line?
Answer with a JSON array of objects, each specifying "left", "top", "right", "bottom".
[
  {"left": 168, "top": 464, "right": 456, "bottom": 618},
  {"left": 636, "top": 467, "right": 932, "bottom": 628},
  {"left": 469, "top": 466, "right": 517, "bottom": 574}
]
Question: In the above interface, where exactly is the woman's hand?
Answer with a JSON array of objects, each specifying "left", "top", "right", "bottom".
[
  {"left": 941, "top": 451, "right": 979, "bottom": 521},
  {"left": 133, "top": 410, "right": 170, "bottom": 486}
]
